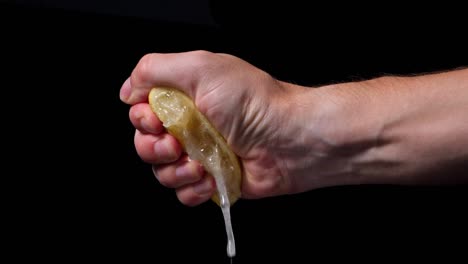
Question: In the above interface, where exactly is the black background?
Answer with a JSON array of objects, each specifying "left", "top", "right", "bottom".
[{"left": 3, "top": 1, "right": 467, "bottom": 263}]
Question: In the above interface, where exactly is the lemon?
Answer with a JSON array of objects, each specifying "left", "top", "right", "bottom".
[
  {"left": 148, "top": 87, "right": 242, "bottom": 206},
  {"left": 149, "top": 87, "right": 241, "bottom": 257}
]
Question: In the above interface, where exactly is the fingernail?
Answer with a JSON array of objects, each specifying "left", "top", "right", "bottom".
[
  {"left": 141, "top": 116, "right": 157, "bottom": 134},
  {"left": 154, "top": 139, "right": 178, "bottom": 163},
  {"left": 175, "top": 165, "right": 189, "bottom": 179},
  {"left": 193, "top": 179, "right": 213, "bottom": 195},
  {"left": 151, "top": 166, "right": 159, "bottom": 181},
  {"left": 120, "top": 78, "right": 132, "bottom": 102},
  {"left": 176, "top": 162, "right": 204, "bottom": 179}
]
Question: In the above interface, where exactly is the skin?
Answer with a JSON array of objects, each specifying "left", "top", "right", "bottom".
[{"left": 120, "top": 50, "right": 468, "bottom": 206}]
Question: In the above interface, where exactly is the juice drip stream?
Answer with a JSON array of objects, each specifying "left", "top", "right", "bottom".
[{"left": 213, "top": 168, "right": 236, "bottom": 258}]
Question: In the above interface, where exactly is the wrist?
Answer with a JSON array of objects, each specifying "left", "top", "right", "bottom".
[
  {"left": 285, "top": 77, "right": 410, "bottom": 189},
  {"left": 273, "top": 81, "right": 385, "bottom": 191},
  {"left": 301, "top": 80, "right": 392, "bottom": 187}
]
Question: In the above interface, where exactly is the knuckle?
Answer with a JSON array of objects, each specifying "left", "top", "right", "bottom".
[
  {"left": 189, "top": 50, "right": 215, "bottom": 68},
  {"left": 132, "top": 53, "right": 155, "bottom": 85}
]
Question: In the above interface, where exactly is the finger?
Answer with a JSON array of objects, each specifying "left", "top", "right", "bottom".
[
  {"left": 129, "top": 103, "right": 164, "bottom": 134},
  {"left": 152, "top": 156, "right": 205, "bottom": 188},
  {"left": 134, "top": 130, "right": 182, "bottom": 164},
  {"left": 120, "top": 51, "right": 217, "bottom": 104},
  {"left": 175, "top": 175, "right": 216, "bottom": 207}
]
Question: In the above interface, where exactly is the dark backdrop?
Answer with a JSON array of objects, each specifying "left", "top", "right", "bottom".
[{"left": 3, "top": 1, "right": 467, "bottom": 263}]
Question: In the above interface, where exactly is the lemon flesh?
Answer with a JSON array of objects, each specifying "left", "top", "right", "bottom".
[{"left": 148, "top": 87, "right": 241, "bottom": 257}]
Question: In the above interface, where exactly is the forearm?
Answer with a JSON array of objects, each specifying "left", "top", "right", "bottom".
[
  {"left": 368, "top": 69, "right": 468, "bottom": 184},
  {"left": 296, "top": 68, "right": 468, "bottom": 189}
]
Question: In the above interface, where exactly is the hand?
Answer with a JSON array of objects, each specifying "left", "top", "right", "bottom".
[{"left": 120, "top": 51, "right": 325, "bottom": 206}]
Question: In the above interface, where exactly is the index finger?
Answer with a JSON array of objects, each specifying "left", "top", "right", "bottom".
[{"left": 119, "top": 51, "right": 214, "bottom": 105}]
